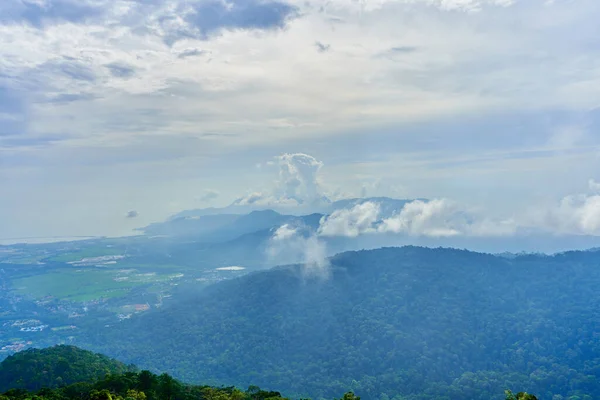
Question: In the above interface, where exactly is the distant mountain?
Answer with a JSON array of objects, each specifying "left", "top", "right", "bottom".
[
  {"left": 0, "top": 345, "right": 133, "bottom": 392},
  {"left": 139, "top": 197, "right": 418, "bottom": 240},
  {"left": 83, "top": 246, "right": 600, "bottom": 400},
  {"left": 165, "top": 197, "right": 418, "bottom": 221},
  {"left": 139, "top": 209, "right": 324, "bottom": 241}
]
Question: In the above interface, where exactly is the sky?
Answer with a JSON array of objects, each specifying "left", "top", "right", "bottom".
[{"left": 1, "top": 0, "right": 600, "bottom": 240}]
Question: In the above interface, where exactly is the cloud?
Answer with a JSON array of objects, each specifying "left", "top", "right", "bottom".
[
  {"left": 126, "top": 210, "right": 139, "bottom": 218},
  {"left": 315, "top": 41, "right": 330, "bottom": 52},
  {"left": 275, "top": 153, "right": 325, "bottom": 204},
  {"left": 105, "top": 62, "right": 136, "bottom": 79},
  {"left": 196, "top": 189, "right": 220, "bottom": 202},
  {"left": 315, "top": 199, "right": 516, "bottom": 238},
  {"left": 535, "top": 180, "right": 600, "bottom": 236},
  {"left": 541, "top": 194, "right": 600, "bottom": 235},
  {"left": 318, "top": 201, "right": 380, "bottom": 237},
  {"left": 3, "top": 0, "right": 600, "bottom": 241},
  {"left": 267, "top": 224, "right": 329, "bottom": 277},
  {"left": 378, "top": 199, "right": 464, "bottom": 237},
  {"left": 271, "top": 223, "right": 298, "bottom": 241},
  {"left": 39, "top": 58, "right": 97, "bottom": 82}
]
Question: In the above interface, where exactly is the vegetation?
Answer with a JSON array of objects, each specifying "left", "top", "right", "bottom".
[
  {"left": 0, "top": 346, "right": 134, "bottom": 392},
  {"left": 79, "top": 246, "right": 600, "bottom": 400},
  {"left": 0, "top": 345, "right": 532, "bottom": 400}
]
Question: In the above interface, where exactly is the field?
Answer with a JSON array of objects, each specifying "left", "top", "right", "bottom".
[{"left": 11, "top": 268, "right": 183, "bottom": 302}]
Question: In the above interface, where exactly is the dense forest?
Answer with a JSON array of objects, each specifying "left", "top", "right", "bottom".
[
  {"left": 0, "top": 346, "right": 534, "bottom": 400},
  {"left": 0, "top": 346, "right": 134, "bottom": 392},
  {"left": 77, "top": 246, "right": 600, "bottom": 400}
]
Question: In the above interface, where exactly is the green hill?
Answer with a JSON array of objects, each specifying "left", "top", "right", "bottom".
[
  {"left": 80, "top": 246, "right": 600, "bottom": 400},
  {"left": 0, "top": 345, "right": 134, "bottom": 392},
  {"left": 0, "top": 346, "right": 533, "bottom": 400}
]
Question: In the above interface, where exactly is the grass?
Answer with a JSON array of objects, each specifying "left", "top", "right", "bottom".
[{"left": 11, "top": 268, "right": 182, "bottom": 302}]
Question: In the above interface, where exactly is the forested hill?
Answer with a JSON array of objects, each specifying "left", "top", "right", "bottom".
[
  {"left": 81, "top": 246, "right": 600, "bottom": 400},
  {"left": 0, "top": 346, "right": 534, "bottom": 400},
  {"left": 0, "top": 345, "right": 134, "bottom": 392}
]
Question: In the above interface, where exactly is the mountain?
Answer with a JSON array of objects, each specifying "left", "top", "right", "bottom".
[
  {"left": 139, "top": 210, "right": 323, "bottom": 241},
  {"left": 147, "top": 197, "right": 418, "bottom": 238},
  {"left": 0, "top": 345, "right": 133, "bottom": 392},
  {"left": 80, "top": 246, "right": 600, "bottom": 400}
]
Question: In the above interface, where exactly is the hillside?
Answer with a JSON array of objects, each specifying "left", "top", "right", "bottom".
[
  {"left": 0, "top": 345, "right": 133, "bottom": 392},
  {"left": 0, "top": 351, "right": 293, "bottom": 400},
  {"left": 81, "top": 246, "right": 600, "bottom": 400},
  {"left": 0, "top": 346, "right": 534, "bottom": 400}
]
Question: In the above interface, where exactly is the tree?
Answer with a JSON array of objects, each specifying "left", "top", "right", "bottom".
[{"left": 505, "top": 390, "right": 538, "bottom": 400}]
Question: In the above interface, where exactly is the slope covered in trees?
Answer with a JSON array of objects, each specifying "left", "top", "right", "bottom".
[
  {"left": 0, "top": 362, "right": 291, "bottom": 400},
  {"left": 0, "top": 346, "right": 529, "bottom": 400},
  {"left": 81, "top": 246, "right": 600, "bottom": 400},
  {"left": 0, "top": 345, "right": 134, "bottom": 392}
]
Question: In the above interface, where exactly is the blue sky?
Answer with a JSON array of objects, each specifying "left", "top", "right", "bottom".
[{"left": 1, "top": 0, "right": 600, "bottom": 240}]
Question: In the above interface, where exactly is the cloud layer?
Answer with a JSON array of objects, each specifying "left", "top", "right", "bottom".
[{"left": 2, "top": 0, "right": 600, "bottom": 240}]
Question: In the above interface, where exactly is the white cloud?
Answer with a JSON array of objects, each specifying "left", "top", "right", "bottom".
[
  {"left": 230, "top": 153, "right": 329, "bottom": 210},
  {"left": 3, "top": 0, "right": 600, "bottom": 239},
  {"left": 543, "top": 194, "right": 600, "bottom": 235},
  {"left": 318, "top": 201, "right": 380, "bottom": 237},
  {"left": 378, "top": 199, "right": 463, "bottom": 237},
  {"left": 316, "top": 198, "right": 516, "bottom": 238},
  {"left": 275, "top": 153, "right": 324, "bottom": 203},
  {"left": 271, "top": 224, "right": 298, "bottom": 241},
  {"left": 537, "top": 182, "right": 600, "bottom": 235},
  {"left": 379, "top": 199, "right": 517, "bottom": 237},
  {"left": 267, "top": 224, "right": 330, "bottom": 277}
]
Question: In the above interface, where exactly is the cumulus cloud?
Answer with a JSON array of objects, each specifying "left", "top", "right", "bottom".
[
  {"left": 316, "top": 199, "right": 516, "bottom": 238},
  {"left": 378, "top": 199, "right": 464, "bottom": 237},
  {"left": 275, "top": 153, "right": 325, "bottom": 203},
  {"left": 539, "top": 191, "right": 600, "bottom": 236},
  {"left": 230, "top": 153, "right": 328, "bottom": 210},
  {"left": 379, "top": 199, "right": 516, "bottom": 237},
  {"left": 318, "top": 201, "right": 380, "bottom": 237}
]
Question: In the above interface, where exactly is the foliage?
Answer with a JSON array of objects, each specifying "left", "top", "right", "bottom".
[
  {"left": 0, "top": 353, "right": 527, "bottom": 400},
  {"left": 0, "top": 346, "right": 134, "bottom": 392},
  {"left": 78, "top": 246, "right": 600, "bottom": 400},
  {"left": 0, "top": 366, "right": 296, "bottom": 400}
]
